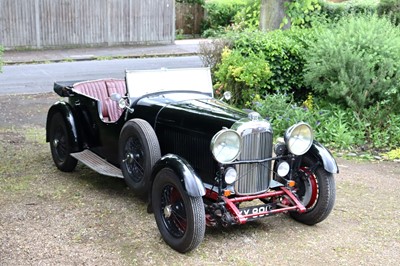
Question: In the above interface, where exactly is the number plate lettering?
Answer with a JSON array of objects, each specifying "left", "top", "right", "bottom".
[{"left": 239, "top": 204, "right": 272, "bottom": 218}]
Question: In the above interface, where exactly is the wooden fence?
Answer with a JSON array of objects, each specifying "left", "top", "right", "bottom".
[{"left": 0, "top": 0, "right": 175, "bottom": 50}]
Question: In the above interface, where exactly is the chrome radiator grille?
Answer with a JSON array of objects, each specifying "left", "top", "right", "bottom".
[{"left": 235, "top": 131, "right": 273, "bottom": 195}]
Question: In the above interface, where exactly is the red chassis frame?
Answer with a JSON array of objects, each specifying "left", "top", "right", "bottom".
[{"left": 205, "top": 187, "right": 306, "bottom": 226}]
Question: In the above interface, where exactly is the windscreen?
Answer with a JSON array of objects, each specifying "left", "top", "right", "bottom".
[{"left": 125, "top": 68, "right": 213, "bottom": 98}]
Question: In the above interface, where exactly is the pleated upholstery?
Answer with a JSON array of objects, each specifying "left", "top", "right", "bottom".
[{"left": 73, "top": 79, "right": 127, "bottom": 122}]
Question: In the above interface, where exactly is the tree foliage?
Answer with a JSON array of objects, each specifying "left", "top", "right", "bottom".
[{"left": 282, "top": 0, "right": 321, "bottom": 27}]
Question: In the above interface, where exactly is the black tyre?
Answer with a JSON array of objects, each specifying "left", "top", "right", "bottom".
[
  {"left": 119, "top": 119, "right": 160, "bottom": 196},
  {"left": 49, "top": 112, "right": 78, "bottom": 172},
  {"left": 290, "top": 155, "right": 336, "bottom": 225},
  {"left": 152, "top": 168, "right": 205, "bottom": 253}
]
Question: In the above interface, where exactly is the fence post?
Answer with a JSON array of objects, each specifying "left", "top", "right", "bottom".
[{"left": 35, "top": 0, "right": 42, "bottom": 48}]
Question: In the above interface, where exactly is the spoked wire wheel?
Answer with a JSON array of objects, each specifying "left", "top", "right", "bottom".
[
  {"left": 122, "top": 136, "right": 145, "bottom": 183},
  {"left": 152, "top": 168, "right": 205, "bottom": 253},
  {"left": 290, "top": 155, "right": 336, "bottom": 225},
  {"left": 160, "top": 183, "right": 187, "bottom": 238},
  {"left": 119, "top": 119, "right": 160, "bottom": 196}
]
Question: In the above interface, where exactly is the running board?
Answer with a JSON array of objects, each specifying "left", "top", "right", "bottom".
[{"left": 71, "top": 150, "right": 123, "bottom": 179}]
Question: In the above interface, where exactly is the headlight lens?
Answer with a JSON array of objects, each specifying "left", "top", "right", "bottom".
[
  {"left": 276, "top": 161, "right": 290, "bottom": 177},
  {"left": 284, "top": 122, "right": 313, "bottom": 155},
  {"left": 224, "top": 167, "right": 237, "bottom": 184},
  {"left": 211, "top": 129, "right": 241, "bottom": 164}
]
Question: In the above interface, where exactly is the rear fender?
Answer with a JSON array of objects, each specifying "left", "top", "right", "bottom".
[
  {"left": 151, "top": 154, "right": 206, "bottom": 197},
  {"left": 306, "top": 141, "right": 339, "bottom": 174},
  {"left": 46, "top": 101, "right": 81, "bottom": 152}
]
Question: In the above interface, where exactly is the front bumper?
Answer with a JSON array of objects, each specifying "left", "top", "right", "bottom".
[{"left": 205, "top": 180, "right": 306, "bottom": 226}]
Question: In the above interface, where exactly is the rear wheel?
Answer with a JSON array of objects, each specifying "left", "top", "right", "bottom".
[
  {"left": 152, "top": 168, "right": 205, "bottom": 253},
  {"left": 119, "top": 119, "right": 160, "bottom": 196},
  {"left": 290, "top": 155, "right": 336, "bottom": 225},
  {"left": 48, "top": 112, "right": 78, "bottom": 172}
]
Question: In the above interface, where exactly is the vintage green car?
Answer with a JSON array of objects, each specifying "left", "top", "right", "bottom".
[{"left": 46, "top": 68, "right": 337, "bottom": 253}]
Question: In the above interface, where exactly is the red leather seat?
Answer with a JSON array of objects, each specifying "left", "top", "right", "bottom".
[{"left": 73, "top": 79, "right": 127, "bottom": 122}]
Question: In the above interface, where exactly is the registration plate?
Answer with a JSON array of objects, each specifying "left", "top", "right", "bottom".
[{"left": 239, "top": 203, "right": 274, "bottom": 217}]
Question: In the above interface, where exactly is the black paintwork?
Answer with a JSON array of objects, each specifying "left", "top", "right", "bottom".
[{"left": 48, "top": 84, "right": 248, "bottom": 184}]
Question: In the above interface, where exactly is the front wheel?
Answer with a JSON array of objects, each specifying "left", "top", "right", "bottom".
[
  {"left": 119, "top": 119, "right": 160, "bottom": 196},
  {"left": 290, "top": 155, "right": 336, "bottom": 225},
  {"left": 152, "top": 168, "right": 205, "bottom": 253}
]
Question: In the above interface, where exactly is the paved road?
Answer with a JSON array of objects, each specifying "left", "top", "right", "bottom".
[{"left": 0, "top": 56, "right": 203, "bottom": 95}]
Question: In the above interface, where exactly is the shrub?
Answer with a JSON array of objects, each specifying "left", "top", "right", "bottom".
[
  {"left": 201, "top": 0, "right": 248, "bottom": 36},
  {"left": 213, "top": 48, "right": 272, "bottom": 106},
  {"left": 250, "top": 93, "right": 358, "bottom": 149},
  {"left": 377, "top": 0, "right": 400, "bottom": 25},
  {"left": 357, "top": 105, "right": 400, "bottom": 149},
  {"left": 304, "top": 14, "right": 400, "bottom": 116},
  {"left": 316, "top": 0, "right": 378, "bottom": 23},
  {"left": 232, "top": 0, "right": 260, "bottom": 30},
  {"left": 198, "top": 39, "right": 232, "bottom": 71},
  {"left": 224, "top": 28, "right": 318, "bottom": 98},
  {"left": 283, "top": 0, "right": 321, "bottom": 28},
  {"left": 251, "top": 92, "right": 400, "bottom": 150}
]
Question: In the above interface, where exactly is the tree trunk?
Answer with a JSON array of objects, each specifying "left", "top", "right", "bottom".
[{"left": 260, "top": 0, "right": 291, "bottom": 31}]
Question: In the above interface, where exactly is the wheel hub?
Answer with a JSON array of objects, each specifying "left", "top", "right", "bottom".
[
  {"left": 124, "top": 153, "right": 134, "bottom": 163},
  {"left": 164, "top": 205, "right": 172, "bottom": 218},
  {"left": 53, "top": 139, "right": 59, "bottom": 148}
]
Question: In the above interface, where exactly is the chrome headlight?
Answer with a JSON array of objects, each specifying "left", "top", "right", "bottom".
[
  {"left": 276, "top": 161, "right": 290, "bottom": 177},
  {"left": 224, "top": 167, "right": 237, "bottom": 184},
  {"left": 211, "top": 129, "right": 241, "bottom": 164},
  {"left": 284, "top": 122, "right": 313, "bottom": 155}
]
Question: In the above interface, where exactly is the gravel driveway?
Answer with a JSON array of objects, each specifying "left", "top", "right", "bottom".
[{"left": 1, "top": 93, "right": 399, "bottom": 265}]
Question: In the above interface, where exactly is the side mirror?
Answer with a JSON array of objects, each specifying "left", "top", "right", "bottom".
[{"left": 111, "top": 93, "right": 134, "bottom": 114}]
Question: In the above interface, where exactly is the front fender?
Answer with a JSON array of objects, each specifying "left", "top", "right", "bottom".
[
  {"left": 46, "top": 101, "right": 81, "bottom": 152},
  {"left": 307, "top": 141, "right": 339, "bottom": 174},
  {"left": 151, "top": 154, "right": 206, "bottom": 197}
]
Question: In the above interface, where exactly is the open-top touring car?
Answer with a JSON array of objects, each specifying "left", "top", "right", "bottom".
[{"left": 46, "top": 68, "right": 337, "bottom": 253}]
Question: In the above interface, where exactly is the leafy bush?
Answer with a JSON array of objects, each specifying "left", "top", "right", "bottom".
[
  {"left": 357, "top": 105, "right": 400, "bottom": 149},
  {"left": 243, "top": 82, "right": 400, "bottom": 151},
  {"left": 384, "top": 148, "right": 400, "bottom": 160},
  {"left": 283, "top": 0, "right": 321, "bottom": 27},
  {"left": 250, "top": 93, "right": 359, "bottom": 149},
  {"left": 250, "top": 92, "right": 400, "bottom": 150},
  {"left": 201, "top": 0, "right": 248, "bottom": 36},
  {"left": 232, "top": 0, "right": 260, "bottom": 30},
  {"left": 316, "top": 0, "right": 378, "bottom": 23},
  {"left": 198, "top": 39, "right": 232, "bottom": 71},
  {"left": 377, "top": 0, "right": 400, "bottom": 25},
  {"left": 304, "top": 14, "right": 400, "bottom": 116},
  {"left": 224, "top": 28, "right": 317, "bottom": 98},
  {"left": 214, "top": 48, "right": 272, "bottom": 106}
]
